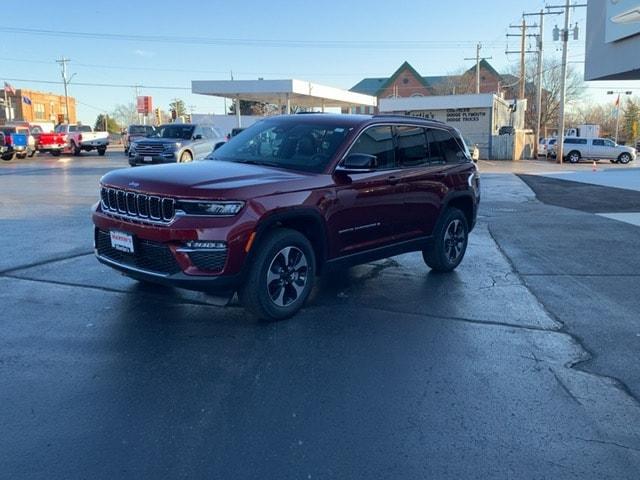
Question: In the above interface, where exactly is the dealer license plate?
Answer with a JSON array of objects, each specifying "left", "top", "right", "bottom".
[
  {"left": 110, "top": 231, "right": 134, "bottom": 253},
  {"left": 143, "top": 156, "right": 153, "bottom": 162}
]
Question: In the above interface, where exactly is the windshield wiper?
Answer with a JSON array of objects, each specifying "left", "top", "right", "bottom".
[{"left": 234, "top": 159, "right": 280, "bottom": 167}]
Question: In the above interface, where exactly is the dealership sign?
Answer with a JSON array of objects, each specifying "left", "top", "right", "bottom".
[
  {"left": 408, "top": 108, "right": 487, "bottom": 123},
  {"left": 136, "top": 96, "right": 153, "bottom": 115}
]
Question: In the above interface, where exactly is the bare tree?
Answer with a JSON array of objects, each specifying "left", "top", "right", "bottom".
[
  {"left": 111, "top": 102, "right": 139, "bottom": 127},
  {"left": 512, "top": 58, "right": 584, "bottom": 133}
]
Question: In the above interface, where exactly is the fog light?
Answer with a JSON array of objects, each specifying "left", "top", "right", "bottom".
[{"left": 185, "top": 241, "right": 227, "bottom": 250}]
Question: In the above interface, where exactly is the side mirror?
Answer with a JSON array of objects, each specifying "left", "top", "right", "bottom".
[
  {"left": 193, "top": 134, "right": 203, "bottom": 140},
  {"left": 337, "top": 153, "right": 378, "bottom": 172}
]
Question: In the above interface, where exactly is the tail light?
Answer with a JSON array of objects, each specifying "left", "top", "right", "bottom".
[{"left": 78, "top": 134, "right": 83, "bottom": 141}]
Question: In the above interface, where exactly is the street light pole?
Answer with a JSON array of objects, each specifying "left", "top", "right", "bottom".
[{"left": 607, "top": 90, "right": 633, "bottom": 143}]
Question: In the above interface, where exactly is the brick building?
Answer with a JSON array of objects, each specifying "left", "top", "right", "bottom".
[
  {"left": 1, "top": 88, "right": 76, "bottom": 124},
  {"left": 347, "top": 60, "right": 519, "bottom": 114}
]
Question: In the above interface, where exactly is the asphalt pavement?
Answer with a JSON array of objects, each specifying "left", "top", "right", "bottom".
[{"left": 1, "top": 151, "right": 639, "bottom": 479}]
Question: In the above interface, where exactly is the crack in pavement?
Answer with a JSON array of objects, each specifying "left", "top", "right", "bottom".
[
  {"left": 0, "top": 251, "right": 94, "bottom": 275},
  {"left": 572, "top": 436, "right": 640, "bottom": 454},
  {"left": 550, "top": 367, "right": 583, "bottom": 406}
]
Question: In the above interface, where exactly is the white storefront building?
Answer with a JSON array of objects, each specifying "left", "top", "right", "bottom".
[{"left": 379, "top": 93, "right": 527, "bottom": 159}]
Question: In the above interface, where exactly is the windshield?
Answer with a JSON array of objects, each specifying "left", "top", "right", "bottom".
[
  {"left": 129, "top": 125, "right": 154, "bottom": 135},
  {"left": 79, "top": 125, "right": 92, "bottom": 132},
  {"left": 155, "top": 124, "right": 195, "bottom": 140},
  {"left": 209, "top": 119, "right": 352, "bottom": 173}
]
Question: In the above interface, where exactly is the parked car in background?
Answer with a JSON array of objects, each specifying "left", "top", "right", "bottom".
[
  {"left": 123, "top": 124, "right": 155, "bottom": 154},
  {"left": 1, "top": 125, "right": 29, "bottom": 161},
  {"left": 128, "top": 123, "right": 226, "bottom": 166},
  {"left": 550, "top": 137, "right": 637, "bottom": 164},
  {"left": 94, "top": 114, "right": 480, "bottom": 320},
  {"left": 35, "top": 129, "right": 68, "bottom": 156},
  {"left": 545, "top": 138, "right": 557, "bottom": 158},
  {"left": 54, "top": 124, "right": 109, "bottom": 156},
  {"left": 538, "top": 137, "right": 548, "bottom": 156}
]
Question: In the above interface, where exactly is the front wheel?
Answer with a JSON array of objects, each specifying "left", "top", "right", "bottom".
[
  {"left": 1, "top": 153, "right": 14, "bottom": 161},
  {"left": 16, "top": 153, "right": 27, "bottom": 159},
  {"left": 618, "top": 153, "right": 632, "bottom": 164},
  {"left": 50, "top": 150, "right": 61, "bottom": 157},
  {"left": 423, "top": 208, "right": 469, "bottom": 272},
  {"left": 97, "top": 147, "right": 106, "bottom": 156},
  {"left": 239, "top": 229, "right": 316, "bottom": 321},
  {"left": 179, "top": 151, "right": 193, "bottom": 163}
]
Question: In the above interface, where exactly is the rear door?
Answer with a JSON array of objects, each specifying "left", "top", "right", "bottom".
[
  {"left": 393, "top": 125, "right": 444, "bottom": 240},
  {"left": 602, "top": 139, "right": 618, "bottom": 159},
  {"left": 590, "top": 139, "right": 607, "bottom": 159}
]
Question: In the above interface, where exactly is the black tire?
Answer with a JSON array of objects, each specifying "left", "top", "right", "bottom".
[
  {"left": 1, "top": 153, "right": 14, "bottom": 161},
  {"left": 239, "top": 228, "right": 316, "bottom": 321},
  {"left": 72, "top": 142, "right": 81, "bottom": 156},
  {"left": 567, "top": 150, "right": 581, "bottom": 164},
  {"left": 179, "top": 151, "right": 193, "bottom": 163},
  {"left": 422, "top": 207, "right": 469, "bottom": 273},
  {"left": 618, "top": 152, "right": 632, "bottom": 164},
  {"left": 28, "top": 149, "right": 37, "bottom": 158},
  {"left": 50, "top": 150, "right": 61, "bottom": 157},
  {"left": 16, "top": 153, "right": 27, "bottom": 159},
  {"left": 97, "top": 147, "right": 106, "bottom": 156}
]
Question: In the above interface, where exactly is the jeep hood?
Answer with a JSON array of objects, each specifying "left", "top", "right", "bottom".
[{"left": 100, "top": 160, "right": 326, "bottom": 199}]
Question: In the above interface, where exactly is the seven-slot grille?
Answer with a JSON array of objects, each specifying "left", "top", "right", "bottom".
[
  {"left": 100, "top": 186, "right": 175, "bottom": 223},
  {"left": 134, "top": 142, "right": 165, "bottom": 155}
]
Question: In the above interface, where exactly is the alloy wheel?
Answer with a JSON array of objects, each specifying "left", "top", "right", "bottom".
[
  {"left": 266, "top": 246, "right": 309, "bottom": 307},
  {"left": 443, "top": 219, "right": 466, "bottom": 263}
]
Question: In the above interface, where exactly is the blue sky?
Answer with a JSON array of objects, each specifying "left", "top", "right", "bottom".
[{"left": 1, "top": 0, "right": 635, "bottom": 124}]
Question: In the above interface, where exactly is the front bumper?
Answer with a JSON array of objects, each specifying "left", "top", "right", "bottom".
[
  {"left": 92, "top": 204, "right": 256, "bottom": 293},
  {"left": 129, "top": 152, "right": 177, "bottom": 165}
]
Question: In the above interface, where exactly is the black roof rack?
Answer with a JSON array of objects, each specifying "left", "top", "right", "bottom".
[{"left": 372, "top": 114, "right": 445, "bottom": 124}]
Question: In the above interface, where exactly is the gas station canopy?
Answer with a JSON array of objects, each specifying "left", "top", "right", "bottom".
[{"left": 191, "top": 79, "right": 377, "bottom": 111}]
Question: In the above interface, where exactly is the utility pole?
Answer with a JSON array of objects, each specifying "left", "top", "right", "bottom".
[
  {"left": 523, "top": 9, "right": 561, "bottom": 156},
  {"left": 506, "top": 20, "right": 537, "bottom": 99},
  {"left": 56, "top": 57, "right": 73, "bottom": 123},
  {"left": 547, "top": 2, "right": 586, "bottom": 164},
  {"left": 464, "top": 43, "right": 492, "bottom": 94}
]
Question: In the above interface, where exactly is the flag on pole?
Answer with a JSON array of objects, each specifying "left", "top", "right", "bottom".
[
  {"left": 22, "top": 96, "right": 32, "bottom": 105},
  {"left": 3, "top": 82, "right": 15, "bottom": 95}
]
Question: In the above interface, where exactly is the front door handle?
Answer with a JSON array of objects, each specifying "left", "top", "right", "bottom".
[{"left": 387, "top": 176, "right": 399, "bottom": 185}]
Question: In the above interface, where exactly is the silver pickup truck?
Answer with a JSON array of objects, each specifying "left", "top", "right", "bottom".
[
  {"left": 551, "top": 137, "right": 637, "bottom": 164},
  {"left": 54, "top": 124, "right": 109, "bottom": 156}
]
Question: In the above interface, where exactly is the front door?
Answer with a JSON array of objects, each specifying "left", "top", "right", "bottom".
[{"left": 328, "top": 126, "right": 404, "bottom": 256}]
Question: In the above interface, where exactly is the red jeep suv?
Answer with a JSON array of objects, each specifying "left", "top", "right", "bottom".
[{"left": 93, "top": 114, "right": 480, "bottom": 320}]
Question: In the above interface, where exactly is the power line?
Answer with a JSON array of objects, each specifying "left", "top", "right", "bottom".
[
  {"left": 0, "top": 26, "right": 506, "bottom": 50},
  {"left": 1, "top": 77, "right": 191, "bottom": 90}
]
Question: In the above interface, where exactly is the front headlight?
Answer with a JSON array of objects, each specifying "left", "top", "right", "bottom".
[
  {"left": 164, "top": 142, "right": 181, "bottom": 151},
  {"left": 176, "top": 200, "right": 244, "bottom": 216}
]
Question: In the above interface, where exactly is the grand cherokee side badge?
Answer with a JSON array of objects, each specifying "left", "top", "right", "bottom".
[{"left": 128, "top": 181, "right": 140, "bottom": 188}]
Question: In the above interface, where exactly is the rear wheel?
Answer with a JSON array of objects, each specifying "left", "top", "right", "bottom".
[
  {"left": 239, "top": 229, "right": 316, "bottom": 321},
  {"left": 567, "top": 150, "right": 581, "bottom": 164},
  {"left": 1, "top": 153, "right": 14, "bottom": 161},
  {"left": 423, "top": 208, "right": 469, "bottom": 272},
  {"left": 618, "top": 152, "right": 632, "bottom": 164},
  {"left": 97, "top": 147, "right": 107, "bottom": 156},
  {"left": 72, "top": 142, "right": 81, "bottom": 156},
  {"left": 179, "top": 151, "right": 193, "bottom": 163}
]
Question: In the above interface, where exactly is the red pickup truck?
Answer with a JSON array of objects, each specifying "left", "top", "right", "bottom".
[{"left": 36, "top": 131, "right": 68, "bottom": 156}]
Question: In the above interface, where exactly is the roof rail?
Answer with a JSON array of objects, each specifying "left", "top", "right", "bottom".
[{"left": 372, "top": 114, "right": 446, "bottom": 124}]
